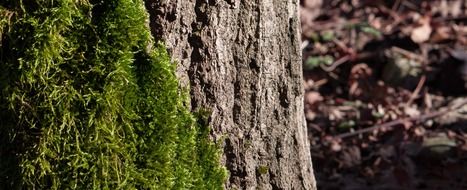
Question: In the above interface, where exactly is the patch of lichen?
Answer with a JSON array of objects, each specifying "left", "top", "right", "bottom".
[
  {"left": 258, "top": 165, "right": 269, "bottom": 175},
  {"left": 0, "top": 0, "right": 225, "bottom": 189}
]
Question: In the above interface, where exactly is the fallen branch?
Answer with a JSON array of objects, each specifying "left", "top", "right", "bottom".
[{"left": 335, "top": 98, "right": 467, "bottom": 139}]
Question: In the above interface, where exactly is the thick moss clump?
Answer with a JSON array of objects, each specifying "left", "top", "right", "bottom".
[{"left": 0, "top": 0, "right": 225, "bottom": 189}]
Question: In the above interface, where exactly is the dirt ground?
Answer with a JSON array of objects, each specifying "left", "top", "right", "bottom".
[{"left": 300, "top": 0, "right": 467, "bottom": 189}]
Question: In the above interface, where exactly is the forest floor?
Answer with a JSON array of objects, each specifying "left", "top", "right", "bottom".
[{"left": 300, "top": 0, "right": 467, "bottom": 189}]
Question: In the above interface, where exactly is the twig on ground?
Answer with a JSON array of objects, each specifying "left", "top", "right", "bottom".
[
  {"left": 335, "top": 98, "right": 467, "bottom": 139},
  {"left": 332, "top": 38, "right": 354, "bottom": 54},
  {"left": 405, "top": 75, "right": 426, "bottom": 106},
  {"left": 320, "top": 54, "right": 351, "bottom": 72}
]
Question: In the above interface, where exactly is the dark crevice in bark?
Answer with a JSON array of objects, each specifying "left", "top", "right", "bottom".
[
  {"left": 194, "top": 0, "right": 209, "bottom": 28},
  {"left": 187, "top": 33, "right": 204, "bottom": 62},
  {"left": 224, "top": 0, "right": 236, "bottom": 7},
  {"left": 233, "top": 80, "right": 242, "bottom": 123},
  {"left": 187, "top": 0, "right": 210, "bottom": 110},
  {"left": 225, "top": 138, "right": 248, "bottom": 187},
  {"left": 279, "top": 86, "right": 290, "bottom": 108},
  {"left": 249, "top": 59, "right": 260, "bottom": 73},
  {"left": 275, "top": 139, "right": 283, "bottom": 158},
  {"left": 250, "top": 83, "right": 258, "bottom": 119},
  {"left": 144, "top": 1, "right": 169, "bottom": 41},
  {"left": 271, "top": 174, "right": 281, "bottom": 190}
]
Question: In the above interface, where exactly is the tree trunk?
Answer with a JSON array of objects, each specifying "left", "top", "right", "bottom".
[{"left": 145, "top": 0, "right": 316, "bottom": 189}]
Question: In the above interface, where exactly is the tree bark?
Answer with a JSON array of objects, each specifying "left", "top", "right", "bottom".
[{"left": 145, "top": 0, "right": 316, "bottom": 189}]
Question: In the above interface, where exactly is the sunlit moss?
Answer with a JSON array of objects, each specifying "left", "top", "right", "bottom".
[{"left": 0, "top": 0, "right": 225, "bottom": 189}]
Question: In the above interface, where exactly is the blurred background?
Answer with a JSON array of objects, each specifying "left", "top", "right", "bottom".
[{"left": 300, "top": 0, "right": 467, "bottom": 189}]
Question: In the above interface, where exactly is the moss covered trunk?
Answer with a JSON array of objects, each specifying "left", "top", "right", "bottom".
[
  {"left": 146, "top": 0, "right": 317, "bottom": 189},
  {"left": 0, "top": 0, "right": 224, "bottom": 189}
]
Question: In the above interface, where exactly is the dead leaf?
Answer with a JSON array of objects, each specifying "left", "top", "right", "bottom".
[
  {"left": 435, "top": 97, "right": 467, "bottom": 125},
  {"left": 300, "top": 8, "right": 318, "bottom": 28},
  {"left": 329, "top": 108, "right": 344, "bottom": 121},
  {"left": 404, "top": 105, "right": 420, "bottom": 118},
  {"left": 410, "top": 16, "right": 432, "bottom": 43},
  {"left": 300, "top": 0, "right": 322, "bottom": 28},
  {"left": 414, "top": 127, "right": 425, "bottom": 137},
  {"left": 447, "top": 130, "right": 456, "bottom": 138},
  {"left": 423, "top": 133, "right": 456, "bottom": 148},
  {"left": 305, "top": 91, "right": 323, "bottom": 105},
  {"left": 305, "top": 111, "right": 316, "bottom": 120},
  {"left": 302, "top": 0, "right": 322, "bottom": 9},
  {"left": 411, "top": 24, "right": 432, "bottom": 43},
  {"left": 433, "top": 0, "right": 463, "bottom": 17},
  {"left": 331, "top": 141, "right": 342, "bottom": 152},
  {"left": 431, "top": 26, "right": 451, "bottom": 43},
  {"left": 349, "top": 63, "right": 373, "bottom": 97}
]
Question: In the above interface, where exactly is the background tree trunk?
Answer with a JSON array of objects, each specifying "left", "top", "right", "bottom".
[{"left": 145, "top": 0, "right": 316, "bottom": 189}]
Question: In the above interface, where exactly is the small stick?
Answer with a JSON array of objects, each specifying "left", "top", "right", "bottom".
[
  {"left": 336, "top": 118, "right": 410, "bottom": 139},
  {"left": 405, "top": 75, "right": 426, "bottom": 106},
  {"left": 335, "top": 99, "right": 467, "bottom": 139},
  {"left": 320, "top": 55, "right": 351, "bottom": 72},
  {"left": 332, "top": 38, "right": 354, "bottom": 54}
]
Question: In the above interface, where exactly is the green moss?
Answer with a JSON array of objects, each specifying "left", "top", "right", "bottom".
[
  {"left": 258, "top": 165, "right": 269, "bottom": 175},
  {"left": 0, "top": 0, "right": 225, "bottom": 189}
]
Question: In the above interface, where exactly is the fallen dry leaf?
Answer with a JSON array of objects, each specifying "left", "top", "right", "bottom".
[
  {"left": 434, "top": 0, "right": 463, "bottom": 17},
  {"left": 411, "top": 23, "right": 432, "bottom": 43},
  {"left": 431, "top": 26, "right": 451, "bottom": 43},
  {"left": 305, "top": 111, "right": 316, "bottom": 120},
  {"left": 331, "top": 141, "right": 342, "bottom": 152},
  {"left": 404, "top": 105, "right": 420, "bottom": 118},
  {"left": 305, "top": 91, "right": 323, "bottom": 105},
  {"left": 414, "top": 127, "right": 425, "bottom": 137},
  {"left": 411, "top": 16, "right": 432, "bottom": 43},
  {"left": 302, "top": 0, "right": 322, "bottom": 9}
]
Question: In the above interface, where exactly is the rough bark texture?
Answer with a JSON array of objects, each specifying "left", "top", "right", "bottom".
[{"left": 145, "top": 0, "right": 316, "bottom": 189}]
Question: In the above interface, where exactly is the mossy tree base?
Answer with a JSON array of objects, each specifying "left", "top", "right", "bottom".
[{"left": 0, "top": 0, "right": 225, "bottom": 189}]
